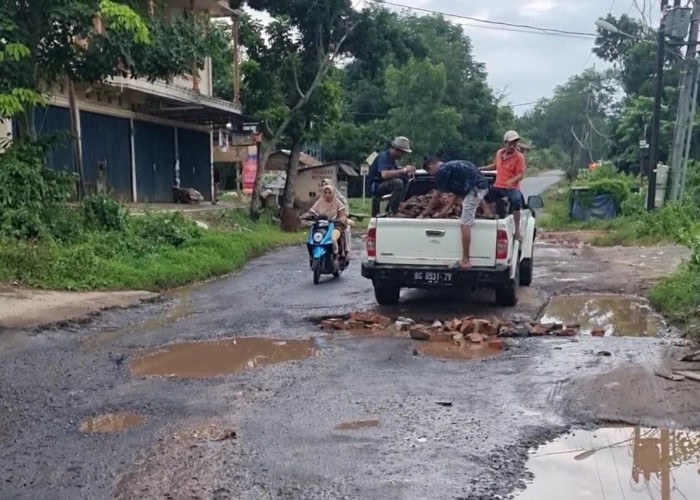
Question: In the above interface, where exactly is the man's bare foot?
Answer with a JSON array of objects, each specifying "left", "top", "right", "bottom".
[
  {"left": 514, "top": 232, "right": 522, "bottom": 241},
  {"left": 458, "top": 259, "right": 472, "bottom": 269}
]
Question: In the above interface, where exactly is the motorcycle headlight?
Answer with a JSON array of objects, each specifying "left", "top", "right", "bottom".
[{"left": 313, "top": 231, "right": 324, "bottom": 243}]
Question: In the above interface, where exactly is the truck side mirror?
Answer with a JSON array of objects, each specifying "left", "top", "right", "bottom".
[{"left": 527, "top": 195, "right": 544, "bottom": 209}]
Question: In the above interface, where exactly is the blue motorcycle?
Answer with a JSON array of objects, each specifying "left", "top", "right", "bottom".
[{"left": 304, "top": 214, "right": 349, "bottom": 285}]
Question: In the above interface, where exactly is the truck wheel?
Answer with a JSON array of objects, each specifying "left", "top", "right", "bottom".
[
  {"left": 519, "top": 257, "right": 533, "bottom": 286},
  {"left": 496, "top": 268, "right": 519, "bottom": 307},
  {"left": 374, "top": 282, "right": 400, "bottom": 305},
  {"left": 312, "top": 258, "right": 321, "bottom": 285}
]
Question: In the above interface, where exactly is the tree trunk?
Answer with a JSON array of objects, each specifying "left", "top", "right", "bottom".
[
  {"left": 280, "top": 139, "right": 303, "bottom": 232},
  {"left": 16, "top": 108, "right": 37, "bottom": 139},
  {"left": 249, "top": 139, "right": 267, "bottom": 219},
  {"left": 282, "top": 139, "right": 302, "bottom": 209}
]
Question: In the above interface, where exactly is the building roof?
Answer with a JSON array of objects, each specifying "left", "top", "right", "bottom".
[
  {"left": 299, "top": 162, "right": 358, "bottom": 177},
  {"left": 268, "top": 150, "right": 357, "bottom": 176},
  {"left": 107, "top": 76, "right": 251, "bottom": 128}
]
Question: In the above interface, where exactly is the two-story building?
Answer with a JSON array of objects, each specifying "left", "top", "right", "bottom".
[{"left": 5, "top": 0, "right": 248, "bottom": 203}]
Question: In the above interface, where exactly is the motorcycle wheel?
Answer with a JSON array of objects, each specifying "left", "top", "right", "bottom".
[{"left": 312, "top": 258, "right": 321, "bottom": 285}]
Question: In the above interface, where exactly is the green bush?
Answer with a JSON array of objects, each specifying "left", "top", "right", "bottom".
[
  {"left": 82, "top": 195, "right": 128, "bottom": 231},
  {"left": 130, "top": 211, "right": 203, "bottom": 247},
  {"left": 0, "top": 137, "right": 75, "bottom": 239}
]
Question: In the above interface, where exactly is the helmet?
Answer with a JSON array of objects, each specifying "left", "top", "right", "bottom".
[
  {"left": 503, "top": 130, "right": 520, "bottom": 143},
  {"left": 391, "top": 136, "right": 412, "bottom": 153}
]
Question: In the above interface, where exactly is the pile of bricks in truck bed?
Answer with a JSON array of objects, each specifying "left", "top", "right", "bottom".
[
  {"left": 396, "top": 190, "right": 462, "bottom": 218},
  {"left": 321, "top": 311, "right": 603, "bottom": 350}
]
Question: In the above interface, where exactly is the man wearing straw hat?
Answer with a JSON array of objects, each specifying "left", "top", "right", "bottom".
[{"left": 368, "top": 136, "right": 416, "bottom": 216}]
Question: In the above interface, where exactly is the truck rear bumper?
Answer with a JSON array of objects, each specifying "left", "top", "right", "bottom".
[{"left": 361, "top": 261, "right": 512, "bottom": 288}]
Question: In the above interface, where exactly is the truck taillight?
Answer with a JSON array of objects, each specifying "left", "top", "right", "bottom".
[
  {"left": 366, "top": 228, "right": 377, "bottom": 258},
  {"left": 496, "top": 229, "right": 508, "bottom": 260}
]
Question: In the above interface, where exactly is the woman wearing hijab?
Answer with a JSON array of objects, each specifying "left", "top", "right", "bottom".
[
  {"left": 306, "top": 183, "right": 351, "bottom": 260},
  {"left": 321, "top": 178, "right": 348, "bottom": 207}
]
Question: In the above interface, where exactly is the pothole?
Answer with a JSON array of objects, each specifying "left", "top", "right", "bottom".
[
  {"left": 130, "top": 337, "right": 318, "bottom": 379},
  {"left": 80, "top": 412, "right": 146, "bottom": 434},
  {"left": 335, "top": 419, "right": 380, "bottom": 431},
  {"left": 517, "top": 426, "right": 700, "bottom": 499},
  {"left": 539, "top": 294, "right": 663, "bottom": 337}
]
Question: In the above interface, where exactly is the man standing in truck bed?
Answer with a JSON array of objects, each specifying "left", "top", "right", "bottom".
[
  {"left": 483, "top": 130, "right": 526, "bottom": 240},
  {"left": 422, "top": 157, "right": 492, "bottom": 269}
]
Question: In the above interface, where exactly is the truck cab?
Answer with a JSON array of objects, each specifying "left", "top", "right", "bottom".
[{"left": 361, "top": 171, "right": 543, "bottom": 306}]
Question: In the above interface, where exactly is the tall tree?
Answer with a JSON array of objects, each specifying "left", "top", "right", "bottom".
[{"left": 243, "top": 0, "right": 357, "bottom": 218}]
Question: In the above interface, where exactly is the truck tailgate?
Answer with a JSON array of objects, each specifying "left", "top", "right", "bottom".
[{"left": 374, "top": 218, "right": 498, "bottom": 267}]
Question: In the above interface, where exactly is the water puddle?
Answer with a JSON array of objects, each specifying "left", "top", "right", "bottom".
[
  {"left": 517, "top": 426, "right": 700, "bottom": 499},
  {"left": 131, "top": 337, "right": 318, "bottom": 378},
  {"left": 335, "top": 419, "right": 380, "bottom": 431},
  {"left": 80, "top": 412, "right": 145, "bottom": 434},
  {"left": 418, "top": 342, "right": 503, "bottom": 360},
  {"left": 539, "top": 294, "right": 662, "bottom": 337}
]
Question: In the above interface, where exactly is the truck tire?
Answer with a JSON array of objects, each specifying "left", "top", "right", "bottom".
[
  {"left": 496, "top": 268, "right": 519, "bottom": 307},
  {"left": 519, "top": 257, "right": 533, "bottom": 286},
  {"left": 374, "top": 282, "right": 400, "bottom": 305}
]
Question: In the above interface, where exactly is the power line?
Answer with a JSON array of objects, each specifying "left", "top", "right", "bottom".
[{"left": 373, "top": 0, "right": 598, "bottom": 38}]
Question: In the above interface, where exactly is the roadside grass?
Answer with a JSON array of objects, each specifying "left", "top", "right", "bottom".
[
  {"left": 538, "top": 183, "right": 674, "bottom": 247},
  {"left": 0, "top": 209, "right": 305, "bottom": 291},
  {"left": 650, "top": 266, "right": 700, "bottom": 340}
]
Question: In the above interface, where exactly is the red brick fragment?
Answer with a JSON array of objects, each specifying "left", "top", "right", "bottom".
[
  {"left": 487, "top": 339, "right": 507, "bottom": 350},
  {"left": 591, "top": 329, "right": 605, "bottom": 337},
  {"left": 466, "top": 333, "right": 485, "bottom": 344}
]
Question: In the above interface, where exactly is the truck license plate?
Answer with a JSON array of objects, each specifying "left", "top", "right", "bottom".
[{"left": 413, "top": 271, "right": 453, "bottom": 285}]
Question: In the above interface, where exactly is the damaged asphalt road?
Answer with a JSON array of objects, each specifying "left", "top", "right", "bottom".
[{"left": 1, "top": 171, "right": 699, "bottom": 499}]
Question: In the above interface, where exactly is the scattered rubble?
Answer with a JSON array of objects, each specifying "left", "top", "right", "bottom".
[
  {"left": 319, "top": 312, "right": 621, "bottom": 356},
  {"left": 319, "top": 313, "right": 618, "bottom": 340}
]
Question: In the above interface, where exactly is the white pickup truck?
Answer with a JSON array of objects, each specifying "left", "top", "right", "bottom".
[{"left": 361, "top": 171, "right": 544, "bottom": 306}]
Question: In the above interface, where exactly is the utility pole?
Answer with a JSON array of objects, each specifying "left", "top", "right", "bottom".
[
  {"left": 648, "top": 4, "right": 668, "bottom": 211},
  {"left": 669, "top": 0, "right": 700, "bottom": 201}
]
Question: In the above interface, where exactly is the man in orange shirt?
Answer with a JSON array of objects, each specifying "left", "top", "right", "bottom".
[{"left": 482, "top": 130, "right": 526, "bottom": 240}]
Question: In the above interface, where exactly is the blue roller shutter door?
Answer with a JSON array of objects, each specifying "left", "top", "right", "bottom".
[
  {"left": 80, "top": 111, "right": 132, "bottom": 201},
  {"left": 134, "top": 121, "right": 175, "bottom": 202},
  {"left": 177, "top": 128, "right": 211, "bottom": 201}
]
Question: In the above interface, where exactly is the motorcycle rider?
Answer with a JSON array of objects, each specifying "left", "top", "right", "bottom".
[{"left": 304, "top": 183, "right": 351, "bottom": 262}]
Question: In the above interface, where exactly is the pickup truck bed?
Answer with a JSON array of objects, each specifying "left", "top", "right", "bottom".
[{"left": 361, "top": 172, "right": 542, "bottom": 306}]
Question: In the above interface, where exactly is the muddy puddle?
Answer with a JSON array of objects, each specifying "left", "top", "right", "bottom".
[
  {"left": 539, "top": 294, "right": 663, "bottom": 337},
  {"left": 131, "top": 337, "right": 317, "bottom": 378},
  {"left": 335, "top": 419, "right": 380, "bottom": 431},
  {"left": 517, "top": 426, "right": 700, "bottom": 499},
  {"left": 80, "top": 412, "right": 145, "bottom": 434},
  {"left": 418, "top": 342, "right": 503, "bottom": 360}
]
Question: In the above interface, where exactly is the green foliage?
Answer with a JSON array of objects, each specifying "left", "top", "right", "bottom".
[
  {"left": 0, "top": 138, "right": 75, "bottom": 238},
  {"left": 571, "top": 164, "right": 636, "bottom": 207},
  {"left": 99, "top": 0, "right": 150, "bottom": 44},
  {"left": 0, "top": 209, "right": 304, "bottom": 291},
  {"left": 1, "top": 0, "right": 215, "bottom": 128},
  {"left": 81, "top": 194, "right": 128, "bottom": 231},
  {"left": 516, "top": 69, "right": 615, "bottom": 171},
  {"left": 384, "top": 58, "right": 461, "bottom": 158},
  {"left": 526, "top": 147, "right": 567, "bottom": 172}
]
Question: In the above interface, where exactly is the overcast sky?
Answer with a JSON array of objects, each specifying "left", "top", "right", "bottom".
[
  {"left": 370, "top": 0, "right": 662, "bottom": 113},
  {"left": 250, "top": 1, "right": 662, "bottom": 113}
]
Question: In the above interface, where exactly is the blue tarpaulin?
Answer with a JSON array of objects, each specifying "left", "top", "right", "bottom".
[{"left": 571, "top": 191, "right": 618, "bottom": 221}]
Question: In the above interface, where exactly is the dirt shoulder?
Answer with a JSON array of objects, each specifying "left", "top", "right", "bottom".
[{"left": 0, "top": 284, "right": 157, "bottom": 330}]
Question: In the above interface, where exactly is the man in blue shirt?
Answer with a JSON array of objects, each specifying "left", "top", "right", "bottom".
[
  {"left": 423, "top": 157, "right": 492, "bottom": 269},
  {"left": 369, "top": 136, "right": 416, "bottom": 216}
]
